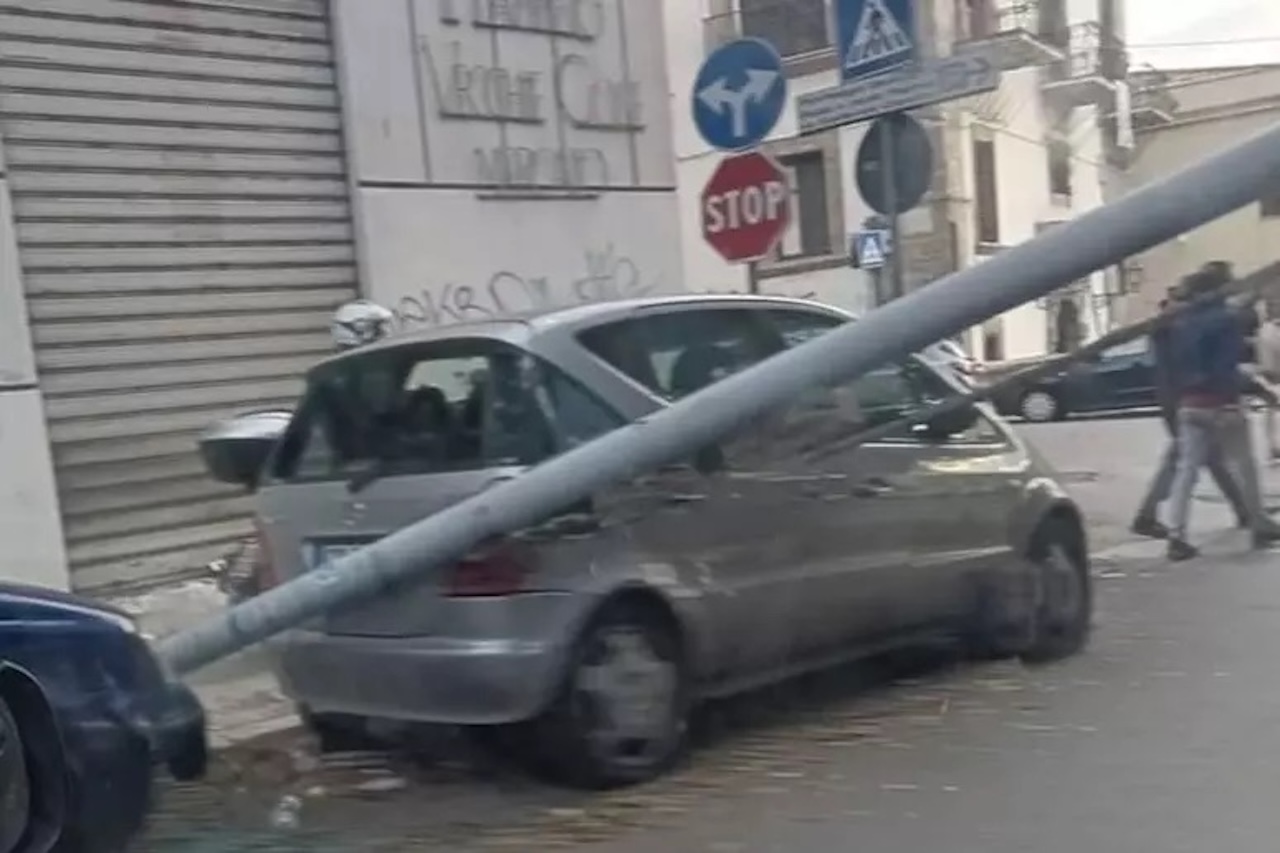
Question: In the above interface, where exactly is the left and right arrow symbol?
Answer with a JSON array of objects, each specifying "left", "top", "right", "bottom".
[{"left": 697, "top": 68, "right": 781, "bottom": 139}]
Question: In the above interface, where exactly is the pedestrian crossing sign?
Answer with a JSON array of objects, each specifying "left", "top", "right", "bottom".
[
  {"left": 854, "top": 229, "right": 889, "bottom": 269},
  {"left": 836, "top": 0, "right": 917, "bottom": 83}
]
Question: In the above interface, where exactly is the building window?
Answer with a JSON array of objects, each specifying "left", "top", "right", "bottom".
[
  {"left": 972, "top": 138, "right": 1000, "bottom": 245},
  {"left": 775, "top": 150, "right": 832, "bottom": 259},
  {"left": 740, "top": 0, "right": 829, "bottom": 57},
  {"left": 1262, "top": 192, "right": 1280, "bottom": 218},
  {"left": 1047, "top": 137, "right": 1072, "bottom": 197}
]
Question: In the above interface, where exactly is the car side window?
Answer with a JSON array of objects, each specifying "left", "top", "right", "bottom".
[
  {"left": 578, "top": 308, "right": 784, "bottom": 400},
  {"left": 269, "top": 340, "right": 625, "bottom": 484},
  {"left": 723, "top": 355, "right": 1005, "bottom": 467},
  {"left": 763, "top": 307, "right": 848, "bottom": 347}
]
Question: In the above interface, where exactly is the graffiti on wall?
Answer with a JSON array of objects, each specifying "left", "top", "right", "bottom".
[{"left": 392, "top": 243, "right": 663, "bottom": 329}]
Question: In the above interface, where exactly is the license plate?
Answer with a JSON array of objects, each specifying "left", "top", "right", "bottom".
[{"left": 302, "top": 540, "right": 374, "bottom": 571}]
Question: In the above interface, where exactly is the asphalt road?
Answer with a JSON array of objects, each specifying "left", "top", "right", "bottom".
[{"left": 141, "top": 414, "right": 1280, "bottom": 852}]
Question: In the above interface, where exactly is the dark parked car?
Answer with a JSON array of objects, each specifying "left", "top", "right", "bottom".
[
  {"left": 201, "top": 294, "right": 1092, "bottom": 789},
  {"left": 0, "top": 582, "right": 207, "bottom": 853},
  {"left": 990, "top": 337, "right": 1159, "bottom": 422}
]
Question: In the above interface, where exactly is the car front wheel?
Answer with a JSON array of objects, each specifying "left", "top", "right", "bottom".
[
  {"left": 0, "top": 695, "right": 29, "bottom": 853},
  {"left": 528, "top": 599, "right": 689, "bottom": 789},
  {"left": 1019, "top": 389, "right": 1062, "bottom": 422},
  {"left": 1021, "top": 519, "right": 1092, "bottom": 663}
]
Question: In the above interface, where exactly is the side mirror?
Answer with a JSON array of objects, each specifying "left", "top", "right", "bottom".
[
  {"left": 198, "top": 410, "right": 291, "bottom": 491},
  {"left": 921, "top": 403, "right": 979, "bottom": 439}
]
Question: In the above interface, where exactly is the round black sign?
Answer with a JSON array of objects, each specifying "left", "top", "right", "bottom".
[{"left": 855, "top": 113, "right": 934, "bottom": 216}]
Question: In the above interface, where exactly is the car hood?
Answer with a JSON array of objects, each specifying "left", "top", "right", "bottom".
[{"left": 0, "top": 582, "right": 136, "bottom": 631}]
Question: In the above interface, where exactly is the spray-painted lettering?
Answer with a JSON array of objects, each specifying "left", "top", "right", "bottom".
[{"left": 393, "top": 244, "right": 662, "bottom": 330}]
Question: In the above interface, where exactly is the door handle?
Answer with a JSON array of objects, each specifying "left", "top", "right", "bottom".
[{"left": 664, "top": 493, "right": 706, "bottom": 505}]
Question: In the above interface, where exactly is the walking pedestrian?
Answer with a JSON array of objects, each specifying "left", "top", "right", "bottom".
[
  {"left": 1131, "top": 287, "right": 1251, "bottom": 539},
  {"left": 1164, "top": 267, "right": 1280, "bottom": 560},
  {"left": 1256, "top": 303, "right": 1280, "bottom": 462}
]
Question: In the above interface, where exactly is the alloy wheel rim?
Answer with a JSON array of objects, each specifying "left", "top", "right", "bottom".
[
  {"left": 573, "top": 626, "right": 679, "bottom": 768},
  {"left": 1023, "top": 392, "right": 1056, "bottom": 421}
]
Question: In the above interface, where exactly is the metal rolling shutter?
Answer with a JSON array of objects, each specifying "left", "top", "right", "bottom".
[{"left": 0, "top": 0, "right": 357, "bottom": 592}]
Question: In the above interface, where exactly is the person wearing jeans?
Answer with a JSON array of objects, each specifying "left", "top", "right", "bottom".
[
  {"left": 1164, "top": 268, "right": 1280, "bottom": 560},
  {"left": 1133, "top": 291, "right": 1250, "bottom": 538},
  {"left": 1256, "top": 306, "right": 1280, "bottom": 461}
]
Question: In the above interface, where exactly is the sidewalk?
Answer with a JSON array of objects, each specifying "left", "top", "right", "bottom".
[{"left": 107, "top": 578, "right": 298, "bottom": 749}]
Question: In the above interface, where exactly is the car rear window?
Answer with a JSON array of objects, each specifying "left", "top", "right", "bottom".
[{"left": 268, "top": 338, "right": 624, "bottom": 484}]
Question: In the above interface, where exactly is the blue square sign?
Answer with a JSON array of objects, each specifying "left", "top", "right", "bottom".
[{"left": 835, "top": 0, "right": 918, "bottom": 83}]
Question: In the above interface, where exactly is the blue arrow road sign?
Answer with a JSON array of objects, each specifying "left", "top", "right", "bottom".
[
  {"left": 835, "top": 0, "right": 917, "bottom": 83},
  {"left": 692, "top": 38, "right": 787, "bottom": 152}
]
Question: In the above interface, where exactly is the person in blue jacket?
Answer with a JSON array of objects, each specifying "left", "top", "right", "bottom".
[{"left": 1164, "top": 265, "right": 1280, "bottom": 560}]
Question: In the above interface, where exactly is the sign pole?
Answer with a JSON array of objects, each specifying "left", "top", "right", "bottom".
[
  {"left": 748, "top": 259, "right": 760, "bottom": 294},
  {"left": 879, "top": 114, "right": 904, "bottom": 302}
]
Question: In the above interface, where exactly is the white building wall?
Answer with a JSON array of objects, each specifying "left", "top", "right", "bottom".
[
  {"left": 334, "top": 0, "right": 684, "bottom": 329},
  {"left": 0, "top": 132, "right": 68, "bottom": 589},
  {"left": 964, "top": 64, "right": 1112, "bottom": 359},
  {"left": 1115, "top": 65, "right": 1280, "bottom": 322}
]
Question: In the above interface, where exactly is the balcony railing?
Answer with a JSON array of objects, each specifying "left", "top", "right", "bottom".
[
  {"left": 1128, "top": 63, "right": 1178, "bottom": 128},
  {"left": 703, "top": 0, "right": 832, "bottom": 59},
  {"left": 1040, "top": 21, "right": 1121, "bottom": 107},
  {"left": 955, "top": 1, "right": 1067, "bottom": 70}
]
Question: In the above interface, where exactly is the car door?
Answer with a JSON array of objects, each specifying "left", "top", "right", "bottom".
[
  {"left": 1083, "top": 339, "right": 1156, "bottom": 411},
  {"left": 575, "top": 306, "right": 807, "bottom": 680},
  {"left": 748, "top": 308, "right": 938, "bottom": 652},
  {"left": 758, "top": 308, "right": 1026, "bottom": 645}
]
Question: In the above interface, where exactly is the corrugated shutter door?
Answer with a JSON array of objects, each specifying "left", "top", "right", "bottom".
[{"left": 0, "top": 0, "right": 357, "bottom": 592}]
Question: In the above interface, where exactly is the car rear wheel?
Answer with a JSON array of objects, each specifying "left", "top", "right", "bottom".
[
  {"left": 0, "top": 695, "right": 29, "bottom": 853},
  {"left": 1021, "top": 518, "right": 1092, "bottom": 663},
  {"left": 1019, "top": 389, "right": 1061, "bottom": 422},
  {"left": 527, "top": 599, "right": 688, "bottom": 789}
]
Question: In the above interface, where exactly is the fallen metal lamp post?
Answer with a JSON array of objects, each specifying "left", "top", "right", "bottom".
[{"left": 159, "top": 121, "right": 1280, "bottom": 677}]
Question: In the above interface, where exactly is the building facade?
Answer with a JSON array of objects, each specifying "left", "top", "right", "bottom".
[
  {"left": 1112, "top": 63, "right": 1280, "bottom": 321},
  {"left": 667, "top": 0, "right": 1132, "bottom": 360},
  {"left": 0, "top": 0, "right": 683, "bottom": 592}
]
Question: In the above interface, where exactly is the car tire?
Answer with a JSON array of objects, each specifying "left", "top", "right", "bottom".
[
  {"left": 526, "top": 598, "right": 689, "bottom": 790},
  {"left": 1020, "top": 518, "right": 1092, "bottom": 664},
  {"left": 0, "top": 695, "right": 29, "bottom": 853},
  {"left": 1019, "top": 389, "right": 1061, "bottom": 422}
]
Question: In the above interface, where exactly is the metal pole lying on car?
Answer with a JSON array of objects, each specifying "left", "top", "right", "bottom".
[{"left": 160, "top": 121, "right": 1280, "bottom": 677}]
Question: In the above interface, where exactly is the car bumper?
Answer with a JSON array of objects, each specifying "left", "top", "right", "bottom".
[
  {"left": 57, "top": 680, "right": 208, "bottom": 850},
  {"left": 270, "top": 595, "right": 578, "bottom": 725}
]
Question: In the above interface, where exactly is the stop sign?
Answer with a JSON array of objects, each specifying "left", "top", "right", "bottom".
[{"left": 701, "top": 151, "right": 790, "bottom": 264}]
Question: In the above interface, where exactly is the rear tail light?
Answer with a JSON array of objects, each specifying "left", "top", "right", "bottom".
[
  {"left": 444, "top": 542, "right": 533, "bottom": 598},
  {"left": 250, "top": 520, "right": 280, "bottom": 593}
]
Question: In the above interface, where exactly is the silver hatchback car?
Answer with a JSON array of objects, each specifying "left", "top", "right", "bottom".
[{"left": 201, "top": 295, "right": 1091, "bottom": 788}]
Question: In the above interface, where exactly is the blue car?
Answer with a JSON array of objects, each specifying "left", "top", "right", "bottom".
[
  {"left": 990, "top": 338, "right": 1160, "bottom": 422},
  {"left": 0, "top": 582, "right": 208, "bottom": 853}
]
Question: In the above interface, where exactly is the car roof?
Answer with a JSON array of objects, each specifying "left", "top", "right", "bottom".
[{"left": 312, "top": 293, "right": 854, "bottom": 369}]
